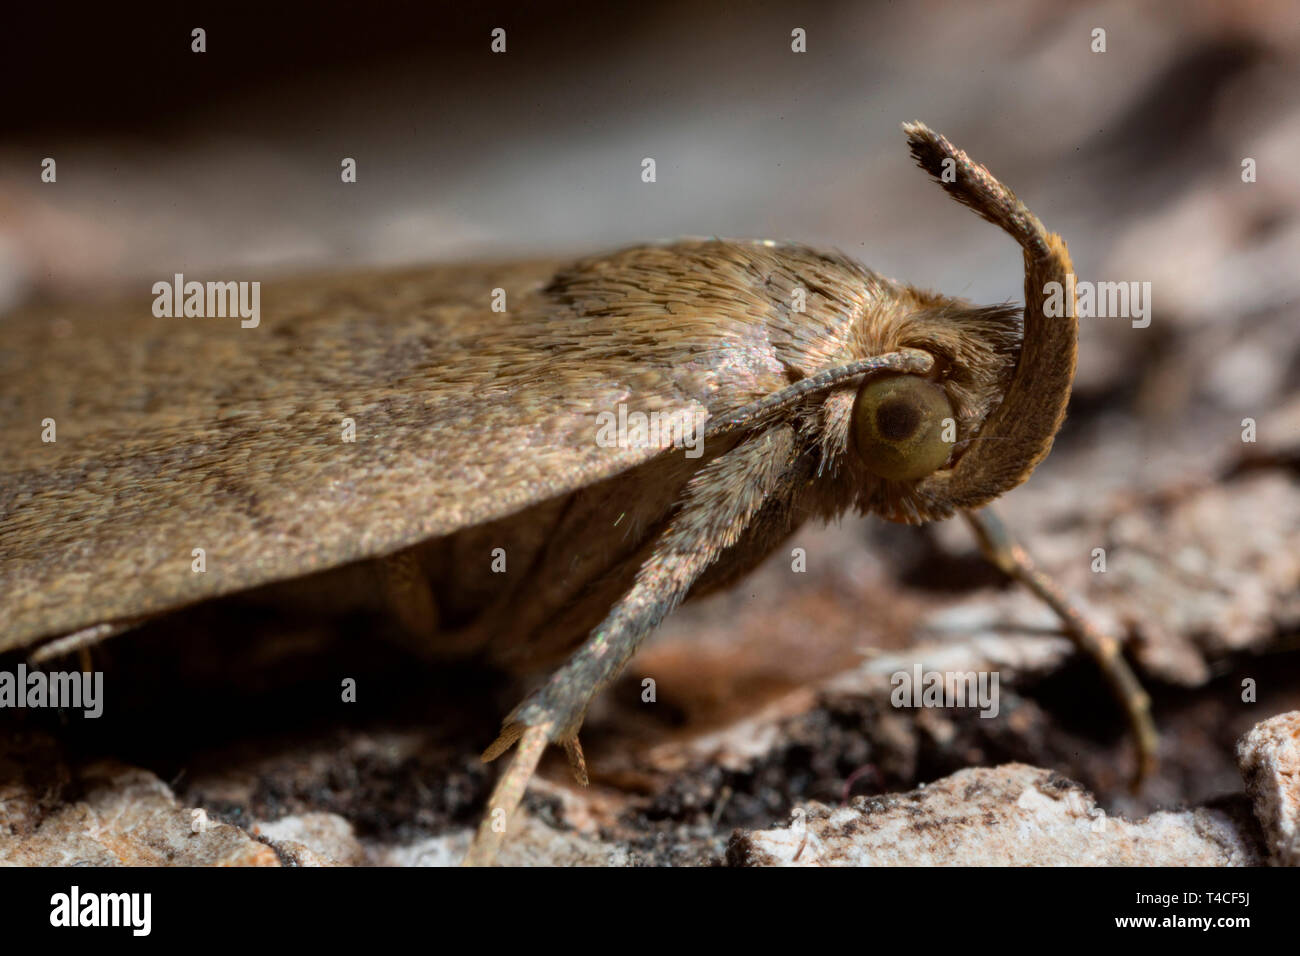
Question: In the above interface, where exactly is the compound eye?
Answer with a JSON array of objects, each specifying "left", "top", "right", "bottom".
[{"left": 852, "top": 374, "right": 954, "bottom": 481}]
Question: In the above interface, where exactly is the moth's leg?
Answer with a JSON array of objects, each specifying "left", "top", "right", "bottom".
[
  {"left": 462, "top": 723, "right": 551, "bottom": 867},
  {"left": 376, "top": 547, "right": 439, "bottom": 642},
  {"left": 29, "top": 619, "right": 146, "bottom": 663},
  {"left": 963, "top": 506, "right": 1158, "bottom": 788},
  {"left": 464, "top": 425, "right": 797, "bottom": 865}
]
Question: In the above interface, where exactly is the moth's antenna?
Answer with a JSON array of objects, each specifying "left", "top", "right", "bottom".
[
  {"left": 902, "top": 122, "right": 1078, "bottom": 513},
  {"left": 903, "top": 122, "right": 1052, "bottom": 260},
  {"left": 708, "top": 348, "right": 933, "bottom": 434}
]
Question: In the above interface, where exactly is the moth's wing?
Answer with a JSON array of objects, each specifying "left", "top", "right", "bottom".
[{"left": 0, "top": 257, "right": 761, "bottom": 652}]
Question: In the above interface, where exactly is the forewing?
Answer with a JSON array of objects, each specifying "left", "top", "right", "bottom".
[{"left": 0, "top": 260, "right": 726, "bottom": 650}]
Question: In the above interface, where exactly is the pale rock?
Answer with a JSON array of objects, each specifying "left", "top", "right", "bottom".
[
  {"left": 728, "top": 764, "right": 1260, "bottom": 867},
  {"left": 1236, "top": 711, "right": 1300, "bottom": 866}
]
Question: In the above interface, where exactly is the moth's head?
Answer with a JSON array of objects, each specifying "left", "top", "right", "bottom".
[
  {"left": 828, "top": 287, "right": 1025, "bottom": 523},
  {"left": 821, "top": 123, "right": 1079, "bottom": 524}
]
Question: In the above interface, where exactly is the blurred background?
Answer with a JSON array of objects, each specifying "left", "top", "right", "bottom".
[{"left": 2, "top": 0, "right": 1298, "bottom": 864}]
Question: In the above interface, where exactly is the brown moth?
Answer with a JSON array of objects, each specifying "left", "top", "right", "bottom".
[{"left": 0, "top": 123, "right": 1155, "bottom": 865}]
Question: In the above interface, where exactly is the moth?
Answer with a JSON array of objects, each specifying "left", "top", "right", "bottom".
[{"left": 0, "top": 123, "right": 1155, "bottom": 865}]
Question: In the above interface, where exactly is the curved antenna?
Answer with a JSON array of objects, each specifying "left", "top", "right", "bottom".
[
  {"left": 903, "top": 122, "right": 1079, "bottom": 515},
  {"left": 707, "top": 348, "right": 934, "bottom": 434}
]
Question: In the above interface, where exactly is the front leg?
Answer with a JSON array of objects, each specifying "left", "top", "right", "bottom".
[
  {"left": 964, "top": 506, "right": 1158, "bottom": 788},
  {"left": 464, "top": 425, "right": 797, "bottom": 865}
]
